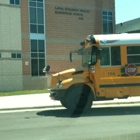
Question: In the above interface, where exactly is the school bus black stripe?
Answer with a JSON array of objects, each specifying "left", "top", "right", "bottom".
[
  {"left": 121, "top": 73, "right": 140, "bottom": 76},
  {"left": 100, "top": 83, "right": 140, "bottom": 88}
]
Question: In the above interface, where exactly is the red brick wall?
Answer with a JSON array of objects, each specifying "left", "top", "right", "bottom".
[
  {"left": 20, "top": 0, "right": 29, "bottom": 33},
  {"left": 45, "top": 0, "right": 115, "bottom": 73},
  {"left": 20, "top": 0, "right": 115, "bottom": 90},
  {"left": 21, "top": 0, "right": 30, "bottom": 75},
  {"left": 46, "top": 43, "right": 82, "bottom": 73},
  {"left": 46, "top": 0, "right": 115, "bottom": 8},
  {"left": 47, "top": 60, "right": 81, "bottom": 74},
  {"left": 20, "top": 0, "right": 115, "bottom": 75},
  {"left": 45, "top": 4, "right": 101, "bottom": 39}
]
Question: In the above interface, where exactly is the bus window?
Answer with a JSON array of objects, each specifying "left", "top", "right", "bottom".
[
  {"left": 127, "top": 46, "right": 140, "bottom": 64},
  {"left": 101, "top": 46, "right": 121, "bottom": 66},
  {"left": 100, "top": 47, "right": 110, "bottom": 65},
  {"left": 82, "top": 47, "right": 92, "bottom": 67},
  {"left": 111, "top": 46, "right": 121, "bottom": 65}
]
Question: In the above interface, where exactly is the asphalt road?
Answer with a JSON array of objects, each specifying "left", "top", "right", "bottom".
[{"left": 0, "top": 107, "right": 140, "bottom": 140}]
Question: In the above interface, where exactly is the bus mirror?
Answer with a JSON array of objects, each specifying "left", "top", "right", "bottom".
[
  {"left": 98, "top": 49, "right": 102, "bottom": 59},
  {"left": 70, "top": 51, "right": 73, "bottom": 62},
  {"left": 86, "top": 35, "right": 96, "bottom": 44},
  {"left": 90, "top": 35, "right": 96, "bottom": 44},
  {"left": 43, "top": 65, "right": 51, "bottom": 73},
  {"left": 80, "top": 41, "right": 85, "bottom": 46}
]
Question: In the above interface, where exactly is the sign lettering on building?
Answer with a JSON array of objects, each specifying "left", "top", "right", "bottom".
[{"left": 55, "top": 6, "right": 90, "bottom": 20}]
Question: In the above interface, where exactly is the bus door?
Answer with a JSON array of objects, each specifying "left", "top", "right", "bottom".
[{"left": 98, "top": 46, "right": 124, "bottom": 98}]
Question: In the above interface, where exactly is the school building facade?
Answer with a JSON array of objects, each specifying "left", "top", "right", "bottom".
[{"left": 0, "top": 0, "right": 115, "bottom": 91}]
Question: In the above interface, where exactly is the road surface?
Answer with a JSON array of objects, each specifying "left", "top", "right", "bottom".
[{"left": 0, "top": 107, "right": 140, "bottom": 140}]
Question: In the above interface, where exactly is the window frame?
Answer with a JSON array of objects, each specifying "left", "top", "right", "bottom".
[
  {"left": 100, "top": 46, "right": 121, "bottom": 67},
  {"left": 102, "top": 11, "right": 114, "bottom": 34},
  {"left": 10, "top": 0, "right": 20, "bottom": 6},
  {"left": 100, "top": 47, "right": 111, "bottom": 66},
  {"left": 29, "top": 0, "right": 46, "bottom": 77},
  {"left": 11, "top": 53, "right": 22, "bottom": 59},
  {"left": 29, "top": 0, "right": 45, "bottom": 34},
  {"left": 30, "top": 39, "right": 45, "bottom": 76},
  {"left": 127, "top": 46, "right": 140, "bottom": 64},
  {"left": 82, "top": 47, "right": 92, "bottom": 67},
  {"left": 82, "top": 46, "right": 98, "bottom": 67}
]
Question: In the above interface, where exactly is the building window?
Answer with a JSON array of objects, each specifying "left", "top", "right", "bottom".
[
  {"left": 29, "top": 0, "right": 44, "bottom": 34},
  {"left": 127, "top": 46, "right": 140, "bottom": 64},
  {"left": 11, "top": 53, "right": 22, "bottom": 59},
  {"left": 10, "top": 0, "right": 20, "bottom": 5},
  {"left": 29, "top": 0, "right": 45, "bottom": 76},
  {"left": 101, "top": 46, "right": 121, "bottom": 66},
  {"left": 102, "top": 11, "right": 113, "bottom": 34},
  {"left": 31, "top": 39, "right": 45, "bottom": 76}
]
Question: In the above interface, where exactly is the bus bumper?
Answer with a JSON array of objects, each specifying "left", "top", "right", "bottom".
[{"left": 49, "top": 90, "right": 66, "bottom": 100}]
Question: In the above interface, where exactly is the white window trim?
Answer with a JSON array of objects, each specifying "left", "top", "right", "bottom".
[
  {"left": 127, "top": 46, "right": 140, "bottom": 64},
  {"left": 29, "top": 0, "right": 45, "bottom": 34},
  {"left": 29, "top": 0, "right": 46, "bottom": 77},
  {"left": 100, "top": 46, "right": 121, "bottom": 66},
  {"left": 102, "top": 10, "right": 114, "bottom": 34},
  {"left": 9, "top": 0, "right": 20, "bottom": 6},
  {"left": 11, "top": 53, "right": 22, "bottom": 59}
]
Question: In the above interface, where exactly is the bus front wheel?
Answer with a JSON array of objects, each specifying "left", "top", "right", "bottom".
[{"left": 65, "top": 87, "right": 93, "bottom": 113}]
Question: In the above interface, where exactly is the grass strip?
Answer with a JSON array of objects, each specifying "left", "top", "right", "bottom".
[{"left": 0, "top": 89, "right": 50, "bottom": 96}]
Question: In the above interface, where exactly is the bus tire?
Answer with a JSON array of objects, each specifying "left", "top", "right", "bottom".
[
  {"left": 60, "top": 98, "right": 67, "bottom": 108},
  {"left": 66, "top": 87, "right": 93, "bottom": 113}
]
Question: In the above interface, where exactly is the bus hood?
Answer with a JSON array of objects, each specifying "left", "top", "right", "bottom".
[{"left": 48, "top": 67, "right": 88, "bottom": 89}]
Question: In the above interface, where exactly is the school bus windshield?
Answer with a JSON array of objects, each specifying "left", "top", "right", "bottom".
[{"left": 82, "top": 46, "right": 97, "bottom": 67}]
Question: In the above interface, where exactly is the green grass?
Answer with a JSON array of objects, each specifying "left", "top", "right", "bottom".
[{"left": 0, "top": 89, "right": 50, "bottom": 97}]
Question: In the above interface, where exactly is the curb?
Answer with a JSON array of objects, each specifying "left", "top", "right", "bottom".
[
  {"left": 0, "top": 105, "right": 63, "bottom": 111},
  {"left": 1, "top": 100, "right": 140, "bottom": 111},
  {"left": 93, "top": 101, "right": 140, "bottom": 106}
]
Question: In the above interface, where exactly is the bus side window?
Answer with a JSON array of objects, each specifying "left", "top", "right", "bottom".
[
  {"left": 127, "top": 46, "right": 140, "bottom": 64},
  {"left": 100, "top": 47, "right": 110, "bottom": 66},
  {"left": 111, "top": 46, "right": 121, "bottom": 65},
  {"left": 100, "top": 46, "right": 121, "bottom": 66}
]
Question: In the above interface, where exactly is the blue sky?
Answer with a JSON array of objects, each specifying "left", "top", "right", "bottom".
[{"left": 115, "top": 0, "right": 140, "bottom": 24}]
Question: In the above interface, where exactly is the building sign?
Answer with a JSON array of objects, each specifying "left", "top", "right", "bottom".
[
  {"left": 125, "top": 64, "right": 137, "bottom": 76},
  {"left": 55, "top": 6, "right": 90, "bottom": 20}
]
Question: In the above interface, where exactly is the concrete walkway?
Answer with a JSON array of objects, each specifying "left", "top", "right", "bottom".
[
  {"left": 0, "top": 93, "right": 140, "bottom": 111},
  {"left": 0, "top": 93, "right": 61, "bottom": 110}
]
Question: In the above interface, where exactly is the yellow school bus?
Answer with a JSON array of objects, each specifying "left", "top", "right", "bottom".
[{"left": 43, "top": 33, "right": 140, "bottom": 112}]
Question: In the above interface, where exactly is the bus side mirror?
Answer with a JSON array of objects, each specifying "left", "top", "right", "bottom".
[
  {"left": 70, "top": 51, "right": 73, "bottom": 62},
  {"left": 98, "top": 49, "right": 102, "bottom": 59},
  {"left": 43, "top": 65, "right": 51, "bottom": 73}
]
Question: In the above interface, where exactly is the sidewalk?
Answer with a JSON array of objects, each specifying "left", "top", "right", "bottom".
[
  {"left": 0, "top": 93, "right": 140, "bottom": 111},
  {"left": 0, "top": 93, "right": 61, "bottom": 110}
]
